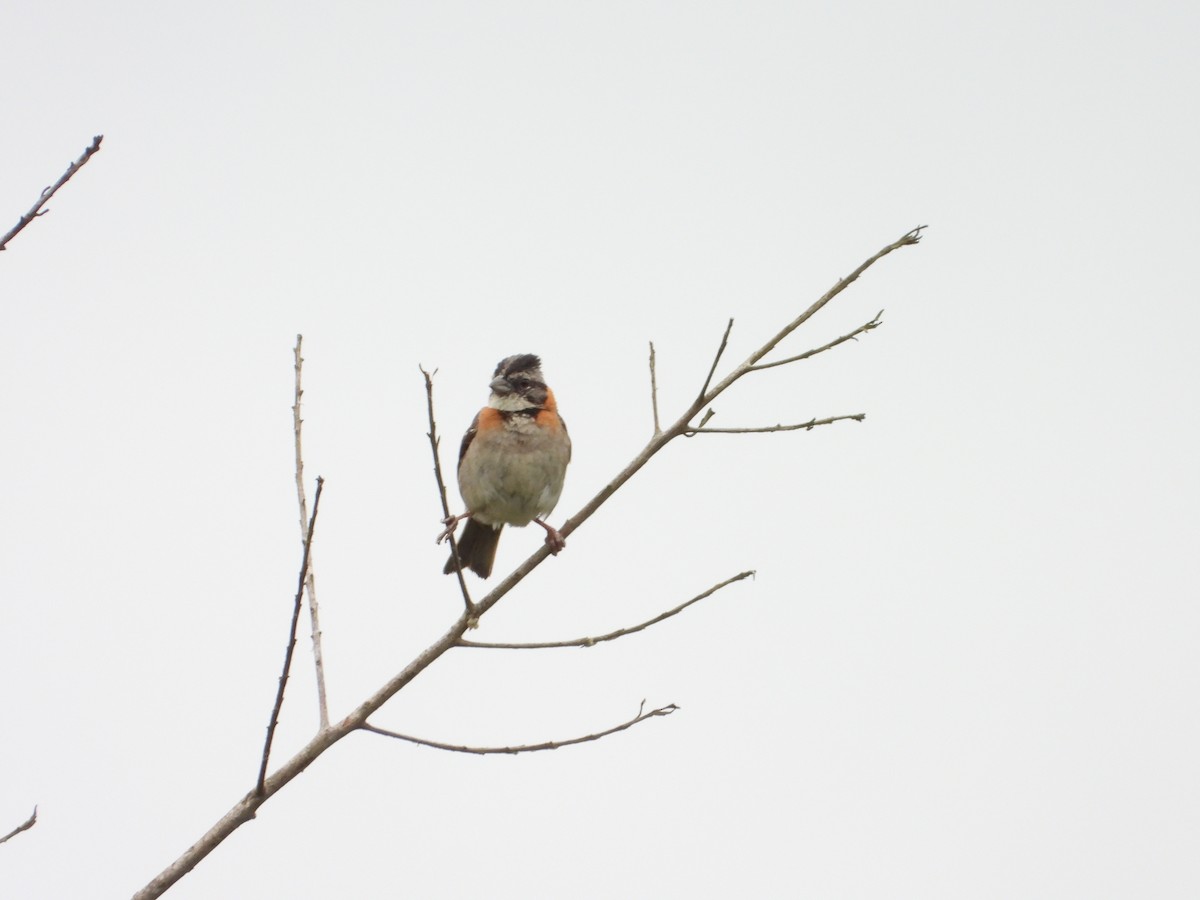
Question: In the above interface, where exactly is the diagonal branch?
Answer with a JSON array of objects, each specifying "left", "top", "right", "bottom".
[
  {"left": 685, "top": 413, "right": 865, "bottom": 435},
  {"left": 360, "top": 702, "right": 678, "bottom": 754},
  {"left": 421, "top": 367, "right": 475, "bottom": 616},
  {"left": 1, "top": 135, "right": 104, "bottom": 253},
  {"left": 0, "top": 807, "right": 37, "bottom": 846},
  {"left": 458, "top": 570, "right": 754, "bottom": 649},
  {"left": 257, "top": 476, "right": 325, "bottom": 796},
  {"left": 699, "top": 227, "right": 924, "bottom": 408},
  {"left": 131, "top": 227, "right": 923, "bottom": 900},
  {"left": 293, "top": 336, "right": 330, "bottom": 730},
  {"left": 472, "top": 228, "right": 923, "bottom": 624},
  {"left": 748, "top": 310, "right": 883, "bottom": 372}
]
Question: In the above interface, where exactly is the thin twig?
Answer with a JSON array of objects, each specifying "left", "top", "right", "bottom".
[
  {"left": 293, "top": 336, "right": 330, "bottom": 730},
  {"left": 257, "top": 477, "right": 325, "bottom": 796},
  {"left": 360, "top": 701, "right": 678, "bottom": 754},
  {"left": 1, "top": 135, "right": 103, "bottom": 253},
  {"left": 420, "top": 367, "right": 475, "bottom": 616},
  {"left": 648, "top": 341, "right": 662, "bottom": 435},
  {"left": 0, "top": 807, "right": 37, "bottom": 846},
  {"left": 698, "top": 318, "right": 734, "bottom": 401},
  {"left": 748, "top": 311, "right": 884, "bottom": 372},
  {"left": 459, "top": 571, "right": 754, "bottom": 649},
  {"left": 685, "top": 413, "right": 865, "bottom": 435}
]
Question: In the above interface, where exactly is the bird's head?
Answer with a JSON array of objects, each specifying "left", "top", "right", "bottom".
[{"left": 488, "top": 354, "right": 551, "bottom": 410}]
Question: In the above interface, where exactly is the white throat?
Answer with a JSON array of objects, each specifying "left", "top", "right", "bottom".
[{"left": 489, "top": 391, "right": 538, "bottom": 411}]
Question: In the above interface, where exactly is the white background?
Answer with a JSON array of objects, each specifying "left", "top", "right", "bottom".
[{"left": 3, "top": 2, "right": 1197, "bottom": 897}]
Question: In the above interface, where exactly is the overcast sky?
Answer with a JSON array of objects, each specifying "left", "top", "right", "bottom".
[{"left": 3, "top": 2, "right": 1198, "bottom": 898}]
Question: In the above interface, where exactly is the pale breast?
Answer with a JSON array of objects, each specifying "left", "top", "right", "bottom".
[{"left": 458, "top": 414, "right": 570, "bottom": 527}]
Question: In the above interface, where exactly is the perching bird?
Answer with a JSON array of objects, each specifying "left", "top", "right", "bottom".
[{"left": 440, "top": 354, "right": 571, "bottom": 578}]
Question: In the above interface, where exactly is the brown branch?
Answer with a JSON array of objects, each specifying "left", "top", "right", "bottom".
[
  {"left": 130, "top": 227, "right": 923, "bottom": 899},
  {"left": 698, "top": 226, "right": 925, "bottom": 408},
  {"left": 748, "top": 310, "right": 883, "bottom": 372},
  {"left": 648, "top": 341, "right": 662, "bottom": 435},
  {"left": 360, "top": 701, "right": 678, "bottom": 754},
  {"left": 474, "top": 227, "right": 923, "bottom": 625},
  {"left": 134, "top": 609, "right": 478, "bottom": 900},
  {"left": 0, "top": 807, "right": 37, "bottom": 846},
  {"left": 685, "top": 413, "right": 865, "bottom": 435},
  {"left": 1, "top": 135, "right": 103, "bottom": 253},
  {"left": 293, "top": 336, "right": 330, "bottom": 730},
  {"left": 698, "top": 318, "right": 734, "bottom": 401},
  {"left": 257, "top": 476, "right": 325, "bottom": 796},
  {"left": 421, "top": 367, "right": 475, "bottom": 616},
  {"left": 458, "top": 570, "right": 754, "bottom": 649}
]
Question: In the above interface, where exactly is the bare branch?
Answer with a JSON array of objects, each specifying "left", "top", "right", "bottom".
[
  {"left": 257, "top": 476, "right": 325, "bottom": 796},
  {"left": 476, "top": 228, "right": 924, "bottom": 624},
  {"left": 749, "top": 310, "right": 883, "bottom": 372},
  {"left": 421, "top": 367, "right": 475, "bottom": 616},
  {"left": 131, "top": 228, "right": 923, "bottom": 899},
  {"left": 0, "top": 807, "right": 37, "bottom": 846},
  {"left": 648, "top": 341, "right": 662, "bottom": 435},
  {"left": 698, "top": 318, "right": 734, "bottom": 401},
  {"left": 685, "top": 413, "right": 865, "bottom": 435},
  {"left": 360, "top": 702, "right": 679, "bottom": 754},
  {"left": 459, "top": 570, "right": 754, "bottom": 650},
  {"left": 698, "top": 226, "right": 925, "bottom": 406},
  {"left": 1, "top": 135, "right": 103, "bottom": 253},
  {"left": 134, "top": 608, "right": 478, "bottom": 900},
  {"left": 293, "top": 336, "right": 330, "bottom": 730}
]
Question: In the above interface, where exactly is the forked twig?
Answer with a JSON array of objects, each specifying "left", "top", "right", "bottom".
[
  {"left": 257, "top": 477, "right": 325, "bottom": 796},
  {"left": 1, "top": 135, "right": 104, "bottom": 253},
  {"left": 293, "top": 336, "right": 330, "bottom": 730},
  {"left": 0, "top": 807, "right": 37, "bottom": 846},
  {"left": 458, "top": 571, "right": 754, "bottom": 649},
  {"left": 360, "top": 702, "right": 678, "bottom": 754},
  {"left": 421, "top": 367, "right": 475, "bottom": 615}
]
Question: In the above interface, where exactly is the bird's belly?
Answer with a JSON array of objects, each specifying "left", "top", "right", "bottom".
[{"left": 459, "top": 431, "right": 567, "bottom": 526}]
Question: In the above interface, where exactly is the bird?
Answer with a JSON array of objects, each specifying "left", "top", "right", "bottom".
[{"left": 440, "top": 353, "right": 571, "bottom": 578}]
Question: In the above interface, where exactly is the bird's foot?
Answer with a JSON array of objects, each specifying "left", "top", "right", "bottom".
[
  {"left": 437, "top": 512, "right": 470, "bottom": 544},
  {"left": 534, "top": 518, "right": 565, "bottom": 554}
]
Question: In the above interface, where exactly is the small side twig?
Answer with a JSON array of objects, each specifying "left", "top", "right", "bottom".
[
  {"left": 293, "top": 336, "right": 330, "bottom": 731},
  {"left": 1, "top": 135, "right": 104, "bottom": 253},
  {"left": 0, "top": 807, "right": 37, "bottom": 846},
  {"left": 697, "top": 318, "right": 734, "bottom": 401},
  {"left": 748, "top": 311, "right": 884, "bottom": 372},
  {"left": 648, "top": 341, "right": 662, "bottom": 435},
  {"left": 257, "top": 476, "right": 325, "bottom": 796},
  {"left": 685, "top": 413, "right": 865, "bottom": 435},
  {"left": 420, "top": 367, "right": 475, "bottom": 616},
  {"left": 360, "top": 701, "right": 678, "bottom": 755},
  {"left": 458, "top": 570, "right": 754, "bottom": 649}
]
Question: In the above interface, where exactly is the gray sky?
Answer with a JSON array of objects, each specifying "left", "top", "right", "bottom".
[{"left": 3, "top": 2, "right": 1197, "bottom": 897}]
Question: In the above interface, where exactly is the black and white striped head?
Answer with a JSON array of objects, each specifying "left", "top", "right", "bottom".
[{"left": 488, "top": 354, "right": 549, "bottom": 409}]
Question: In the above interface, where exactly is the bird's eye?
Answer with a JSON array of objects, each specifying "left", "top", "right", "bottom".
[{"left": 511, "top": 377, "right": 529, "bottom": 389}]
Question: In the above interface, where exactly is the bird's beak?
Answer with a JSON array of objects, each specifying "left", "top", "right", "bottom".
[{"left": 489, "top": 376, "right": 513, "bottom": 395}]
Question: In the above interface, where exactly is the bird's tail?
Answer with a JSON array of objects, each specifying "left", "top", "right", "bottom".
[{"left": 443, "top": 519, "right": 502, "bottom": 578}]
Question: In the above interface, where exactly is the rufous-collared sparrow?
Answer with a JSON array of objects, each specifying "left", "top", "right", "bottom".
[{"left": 440, "top": 354, "right": 571, "bottom": 578}]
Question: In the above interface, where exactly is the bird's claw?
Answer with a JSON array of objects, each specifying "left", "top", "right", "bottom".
[
  {"left": 437, "top": 513, "right": 467, "bottom": 544},
  {"left": 534, "top": 519, "right": 565, "bottom": 555}
]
